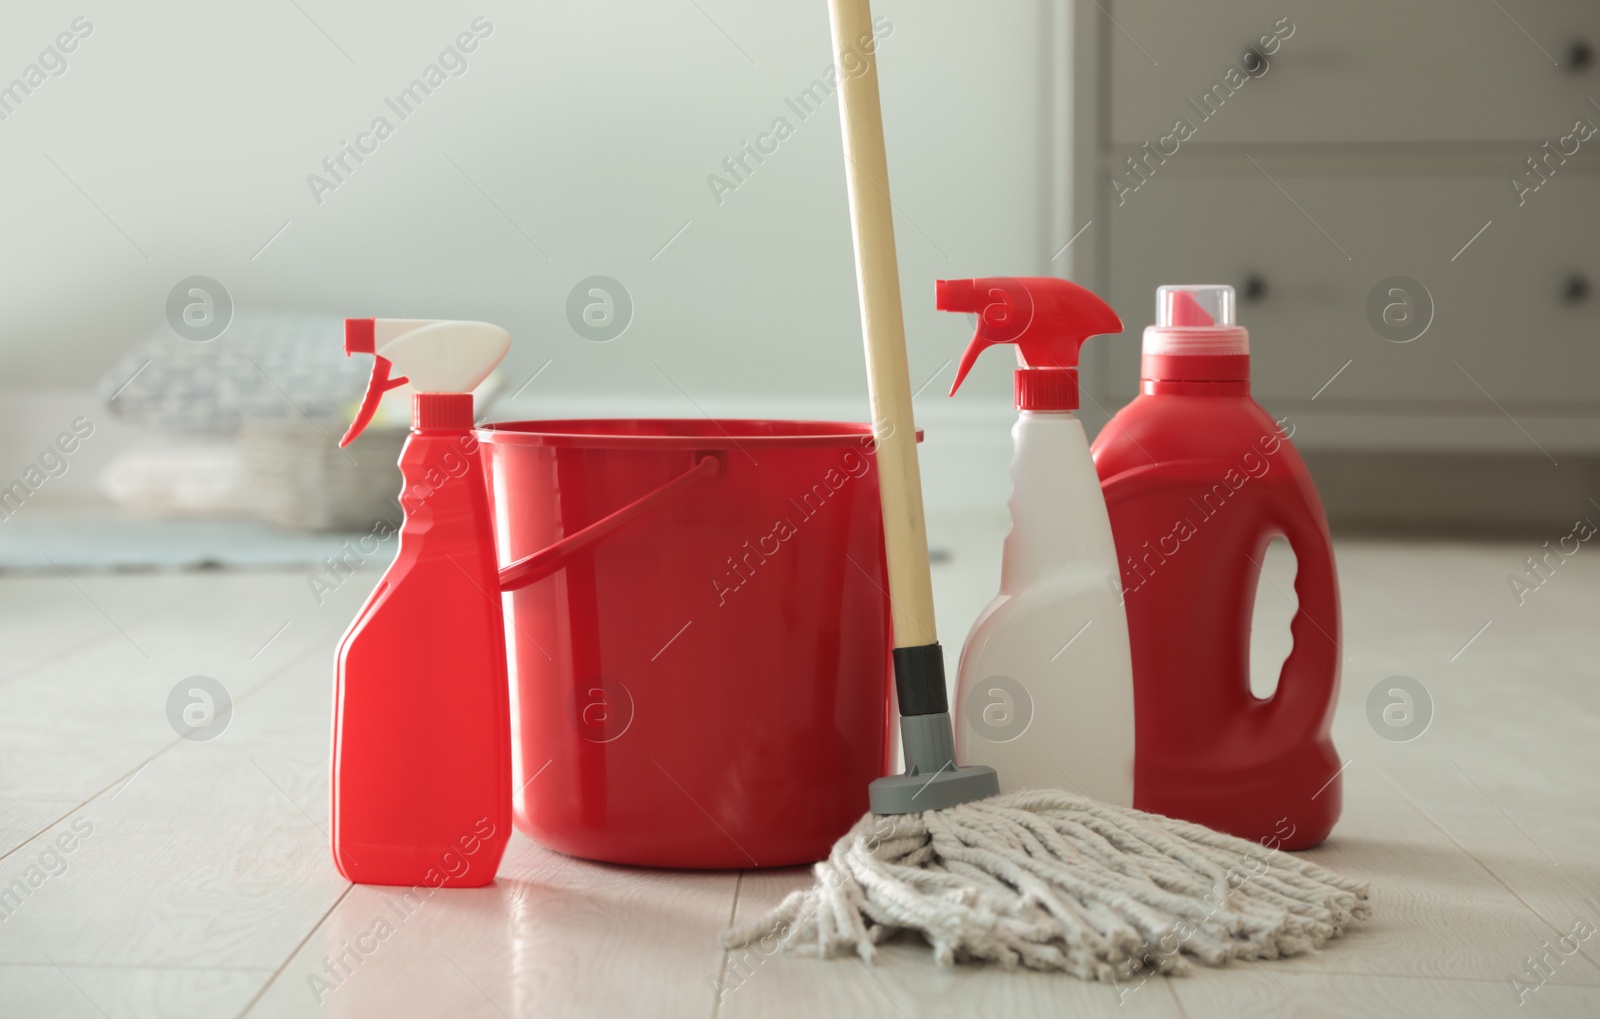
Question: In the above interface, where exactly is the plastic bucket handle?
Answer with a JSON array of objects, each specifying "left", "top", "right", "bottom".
[{"left": 497, "top": 454, "right": 722, "bottom": 592}]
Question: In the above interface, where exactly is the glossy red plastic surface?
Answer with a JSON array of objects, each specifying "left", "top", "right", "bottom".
[
  {"left": 340, "top": 319, "right": 408, "bottom": 448},
  {"left": 478, "top": 419, "right": 896, "bottom": 869},
  {"left": 1092, "top": 363, "right": 1343, "bottom": 850},
  {"left": 331, "top": 413, "right": 511, "bottom": 887},
  {"left": 936, "top": 276, "right": 1123, "bottom": 410}
]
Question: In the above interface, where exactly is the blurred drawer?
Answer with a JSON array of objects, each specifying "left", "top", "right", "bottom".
[
  {"left": 1108, "top": 1, "right": 1600, "bottom": 144},
  {"left": 1103, "top": 166, "right": 1600, "bottom": 408}
]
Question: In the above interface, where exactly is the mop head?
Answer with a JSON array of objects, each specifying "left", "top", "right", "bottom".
[{"left": 722, "top": 789, "right": 1369, "bottom": 980}]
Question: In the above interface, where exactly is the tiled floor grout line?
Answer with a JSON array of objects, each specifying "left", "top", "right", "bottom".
[
  {"left": 710, "top": 870, "right": 744, "bottom": 1019},
  {"left": 1163, "top": 973, "right": 1192, "bottom": 1017},
  {"left": 235, "top": 884, "right": 355, "bottom": 1019},
  {"left": 0, "top": 591, "right": 190, "bottom": 692},
  {"left": 1227, "top": 970, "right": 1600, "bottom": 986},
  {"left": 1368, "top": 760, "right": 1600, "bottom": 978},
  {"left": 0, "top": 769, "right": 144, "bottom": 867},
  {"left": 0, "top": 962, "right": 277, "bottom": 973},
  {"left": 4, "top": 574, "right": 369, "bottom": 1011},
  {"left": 0, "top": 625, "right": 123, "bottom": 691},
  {"left": 0, "top": 634, "right": 334, "bottom": 868},
  {"left": 84, "top": 599, "right": 349, "bottom": 1016}
]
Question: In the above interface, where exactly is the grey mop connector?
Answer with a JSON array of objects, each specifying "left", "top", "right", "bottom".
[{"left": 869, "top": 643, "right": 999, "bottom": 814}]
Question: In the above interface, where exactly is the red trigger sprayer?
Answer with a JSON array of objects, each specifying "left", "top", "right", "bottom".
[
  {"left": 941, "top": 276, "right": 1123, "bottom": 408},
  {"left": 331, "top": 318, "right": 512, "bottom": 887},
  {"left": 935, "top": 276, "right": 1139, "bottom": 808},
  {"left": 340, "top": 324, "right": 410, "bottom": 447}
]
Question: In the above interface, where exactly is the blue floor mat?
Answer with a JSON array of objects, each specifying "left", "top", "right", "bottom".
[{"left": 0, "top": 516, "right": 377, "bottom": 572}]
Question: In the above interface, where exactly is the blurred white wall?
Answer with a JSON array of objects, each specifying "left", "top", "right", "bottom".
[{"left": 0, "top": 0, "right": 1065, "bottom": 414}]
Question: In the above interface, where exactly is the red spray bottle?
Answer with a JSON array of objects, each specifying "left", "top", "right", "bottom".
[
  {"left": 331, "top": 318, "right": 512, "bottom": 886},
  {"left": 1091, "top": 286, "right": 1342, "bottom": 850}
]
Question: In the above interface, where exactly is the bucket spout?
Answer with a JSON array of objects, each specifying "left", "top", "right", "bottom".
[{"left": 497, "top": 454, "right": 721, "bottom": 592}]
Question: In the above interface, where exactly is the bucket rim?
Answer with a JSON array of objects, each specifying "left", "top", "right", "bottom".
[{"left": 477, "top": 418, "right": 918, "bottom": 450}]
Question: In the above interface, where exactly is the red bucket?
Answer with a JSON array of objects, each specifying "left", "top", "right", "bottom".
[{"left": 477, "top": 419, "right": 896, "bottom": 868}]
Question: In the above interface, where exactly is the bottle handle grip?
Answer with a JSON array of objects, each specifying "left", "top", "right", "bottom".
[{"left": 1256, "top": 503, "right": 1341, "bottom": 746}]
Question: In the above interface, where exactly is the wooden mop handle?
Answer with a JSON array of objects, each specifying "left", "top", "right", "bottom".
[{"left": 827, "top": 0, "right": 937, "bottom": 650}]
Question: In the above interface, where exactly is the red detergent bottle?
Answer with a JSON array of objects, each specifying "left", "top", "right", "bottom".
[
  {"left": 331, "top": 318, "right": 512, "bottom": 886},
  {"left": 1091, "top": 285, "right": 1342, "bottom": 850}
]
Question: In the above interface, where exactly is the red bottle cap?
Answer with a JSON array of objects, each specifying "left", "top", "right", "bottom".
[
  {"left": 936, "top": 277, "right": 1123, "bottom": 411},
  {"left": 414, "top": 392, "right": 474, "bottom": 432}
]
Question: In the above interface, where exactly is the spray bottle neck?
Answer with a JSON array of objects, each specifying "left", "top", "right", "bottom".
[
  {"left": 1014, "top": 368, "right": 1079, "bottom": 411},
  {"left": 413, "top": 393, "right": 474, "bottom": 433}
]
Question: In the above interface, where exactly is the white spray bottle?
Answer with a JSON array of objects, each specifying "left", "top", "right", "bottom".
[{"left": 937, "top": 277, "right": 1136, "bottom": 805}]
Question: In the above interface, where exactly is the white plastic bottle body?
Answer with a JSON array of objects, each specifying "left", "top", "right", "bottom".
[{"left": 953, "top": 411, "right": 1136, "bottom": 805}]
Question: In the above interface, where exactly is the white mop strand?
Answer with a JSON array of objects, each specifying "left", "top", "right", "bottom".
[{"left": 723, "top": 790, "right": 1369, "bottom": 981}]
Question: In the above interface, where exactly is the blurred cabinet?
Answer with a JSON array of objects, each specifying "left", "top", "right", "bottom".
[
  {"left": 1107, "top": 1, "right": 1600, "bottom": 144},
  {"left": 1070, "top": 0, "right": 1600, "bottom": 452}
]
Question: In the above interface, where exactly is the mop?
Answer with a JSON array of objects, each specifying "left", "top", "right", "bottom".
[{"left": 722, "top": 0, "right": 1369, "bottom": 979}]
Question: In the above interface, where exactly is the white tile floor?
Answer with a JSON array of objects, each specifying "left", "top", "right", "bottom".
[{"left": 2, "top": 510, "right": 1598, "bottom": 1018}]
